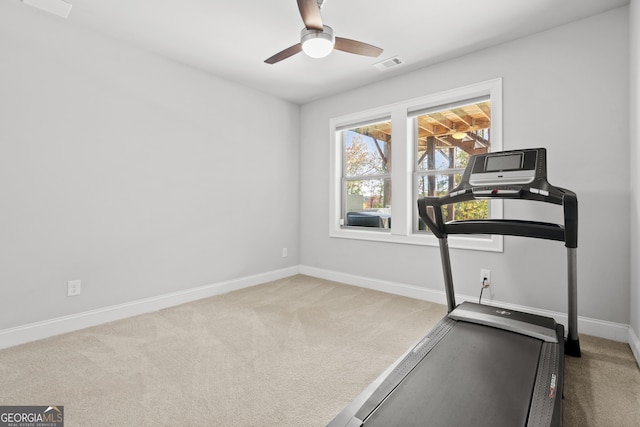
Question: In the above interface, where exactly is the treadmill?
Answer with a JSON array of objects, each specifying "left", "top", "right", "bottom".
[{"left": 328, "top": 148, "right": 581, "bottom": 427}]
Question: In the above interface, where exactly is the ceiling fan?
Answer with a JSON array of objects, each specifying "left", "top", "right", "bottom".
[{"left": 265, "top": 0, "right": 383, "bottom": 64}]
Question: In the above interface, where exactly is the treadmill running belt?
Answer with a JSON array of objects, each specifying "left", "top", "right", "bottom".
[{"left": 363, "top": 322, "right": 542, "bottom": 427}]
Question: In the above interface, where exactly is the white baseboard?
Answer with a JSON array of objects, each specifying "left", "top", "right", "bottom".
[
  {"left": 0, "top": 266, "right": 299, "bottom": 350},
  {"left": 2, "top": 264, "right": 635, "bottom": 357},
  {"left": 299, "top": 265, "right": 448, "bottom": 305},
  {"left": 630, "top": 327, "right": 640, "bottom": 367},
  {"left": 300, "top": 265, "right": 631, "bottom": 344},
  {"left": 474, "top": 298, "right": 631, "bottom": 343}
]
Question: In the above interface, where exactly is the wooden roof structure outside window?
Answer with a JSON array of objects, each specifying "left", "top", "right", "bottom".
[{"left": 351, "top": 100, "right": 491, "bottom": 162}]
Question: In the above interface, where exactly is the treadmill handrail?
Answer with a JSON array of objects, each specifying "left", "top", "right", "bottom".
[{"left": 417, "top": 188, "right": 578, "bottom": 248}]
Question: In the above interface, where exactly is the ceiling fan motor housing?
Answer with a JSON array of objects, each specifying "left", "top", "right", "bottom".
[{"left": 301, "top": 25, "right": 335, "bottom": 58}]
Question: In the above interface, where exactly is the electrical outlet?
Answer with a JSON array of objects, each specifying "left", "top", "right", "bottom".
[
  {"left": 282, "top": 248, "right": 288, "bottom": 257},
  {"left": 480, "top": 269, "right": 491, "bottom": 286},
  {"left": 67, "top": 279, "right": 81, "bottom": 296}
]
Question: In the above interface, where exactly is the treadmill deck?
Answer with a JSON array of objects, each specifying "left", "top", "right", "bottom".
[
  {"left": 330, "top": 303, "right": 564, "bottom": 427},
  {"left": 365, "top": 321, "right": 541, "bottom": 426}
]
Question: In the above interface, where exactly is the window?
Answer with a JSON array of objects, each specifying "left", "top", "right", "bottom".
[
  {"left": 329, "top": 79, "right": 503, "bottom": 251},
  {"left": 414, "top": 98, "right": 491, "bottom": 231},
  {"left": 342, "top": 120, "right": 392, "bottom": 229}
]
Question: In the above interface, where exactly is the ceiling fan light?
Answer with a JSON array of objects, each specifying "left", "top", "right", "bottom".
[
  {"left": 303, "top": 38, "right": 333, "bottom": 58},
  {"left": 301, "top": 26, "right": 335, "bottom": 58}
]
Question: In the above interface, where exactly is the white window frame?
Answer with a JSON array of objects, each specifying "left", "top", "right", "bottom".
[{"left": 329, "top": 78, "right": 504, "bottom": 252}]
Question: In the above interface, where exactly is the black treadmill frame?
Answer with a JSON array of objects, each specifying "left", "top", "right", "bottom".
[
  {"left": 327, "top": 148, "right": 581, "bottom": 427},
  {"left": 417, "top": 147, "right": 580, "bottom": 356}
]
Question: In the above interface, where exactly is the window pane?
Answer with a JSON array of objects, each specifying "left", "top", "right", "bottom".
[
  {"left": 450, "top": 200, "right": 489, "bottom": 221},
  {"left": 417, "top": 173, "right": 460, "bottom": 198},
  {"left": 416, "top": 172, "right": 489, "bottom": 230},
  {"left": 345, "top": 178, "right": 391, "bottom": 229},
  {"left": 342, "top": 120, "right": 392, "bottom": 230},
  {"left": 416, "top": 101, "right": 491, "bottom": 172},
  {"left": 344, "top": 122, "right": 391, "bottom": 177},
  {"left": 415, "top": 99, "right": 492, "bottom": 233},
  {"left": 417, "top": 199, "right": 489, "bottom": 230}
]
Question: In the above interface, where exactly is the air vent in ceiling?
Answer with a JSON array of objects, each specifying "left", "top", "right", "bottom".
[{"left": 373, "top": 56, "right": 404, "bottom": 71}]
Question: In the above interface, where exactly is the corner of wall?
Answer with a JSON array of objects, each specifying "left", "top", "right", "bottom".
[
  {"left": 623, "top": 0, "right": 640, "bottom": 368},
  {"left": 630, "top": 0, "right": 640, "bottom": 355},
  {"left": 630, "top": 326, "right": 640, "bottom": 368}
]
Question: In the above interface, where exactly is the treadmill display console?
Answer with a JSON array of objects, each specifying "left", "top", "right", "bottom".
[
  {"left": 485, "top": 153, "right": 522, "bottom": 171},
  {"left": 469, "top": 150, "right": 538, "bottom": 186}
]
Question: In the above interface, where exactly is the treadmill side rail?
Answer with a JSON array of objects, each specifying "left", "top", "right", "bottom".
[
  {"left": 327, "top": 317, "right": 457, "bottom": 427},
  {"left": 527, "top": 325, "right": 565, "bottom": 427}
]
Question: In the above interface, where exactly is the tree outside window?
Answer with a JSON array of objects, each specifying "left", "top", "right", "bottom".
[
  {"left": 415, "top": 100, "right": 491, "bottom": 230},
  {"left": 342, "top": 121, "right": 391, "bottom": 229}
]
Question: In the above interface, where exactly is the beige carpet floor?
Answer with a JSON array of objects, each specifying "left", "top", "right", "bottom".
[{"left": 1, "top": 275, "right": 638, "bottom": 426}]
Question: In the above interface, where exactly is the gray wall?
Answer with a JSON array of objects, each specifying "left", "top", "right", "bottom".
[
  {"left": 631, "top": 0, "right": 640, "bottom": 340},
  {"left": 0, "top": 3, "right": 300, "bottom": 329},
  {"left": 300, "top": 8, "right": 630, "bottom": 324},
  {"left": 1, "top": 2, "right": 636, "bottom": 344}
]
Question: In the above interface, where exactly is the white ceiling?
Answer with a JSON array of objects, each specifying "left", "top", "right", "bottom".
[{"left": 21, "top": 0, "right": 629, "bottom": 104}]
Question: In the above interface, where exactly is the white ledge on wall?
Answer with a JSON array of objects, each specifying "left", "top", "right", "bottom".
[{"left": 329, "top": 228, "right": 504, "bottom": 252}]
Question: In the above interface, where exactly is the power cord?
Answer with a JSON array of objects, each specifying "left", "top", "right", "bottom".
[{"left": 478, "top": 278, "right": 489, "bottom": 304}]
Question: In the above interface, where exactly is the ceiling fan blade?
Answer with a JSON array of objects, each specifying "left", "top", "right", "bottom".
[
  {"left": 264, "top": 43, "right": 303, "bottom": 64},
  {"left": 297, "top": 0, "right": 323, "bottom": 30},
  {"left": 334, "top": 37, "right": 383, "bottom": 57}
]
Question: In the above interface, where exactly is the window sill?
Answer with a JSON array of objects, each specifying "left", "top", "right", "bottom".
[{"left": 330, "top": 228, "right": 503, "bottom": 252}]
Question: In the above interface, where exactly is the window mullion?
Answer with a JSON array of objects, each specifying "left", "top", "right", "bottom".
[
  {"left": 344, "top": 174, "right": 391, "bottom": 181},
  {"left": 416, "top": 168, "right": 466, "bottom": 177},
  {"left": 390, "top": 109, "right": 409, "bottom": 236}
]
